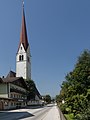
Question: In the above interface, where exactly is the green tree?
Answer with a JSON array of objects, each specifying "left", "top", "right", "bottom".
[
  {"left": 26, "top": 79, "right": 36, "bottom": 100},
  {"left": 56, "top": 95, "right": 61, "bottom": 104},
  {"left": 59, "top": 50, "right": 90, "bottom": 119},
  {"left": 44, "top": 95, "right": 51, "bottom": 104}
]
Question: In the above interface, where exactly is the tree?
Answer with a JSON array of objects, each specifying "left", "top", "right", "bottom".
[
  {"left": 59, "top": 50, "right": 90, "bottom": 119},
  {"left": 44, "top": 95, "right": 51, "bottom": 104},
  {"left": 26, "top": 79, "right": 36, "bottom": 100},
  {"left": 56, "top": 95, "right": 61, "bottom": 103}
]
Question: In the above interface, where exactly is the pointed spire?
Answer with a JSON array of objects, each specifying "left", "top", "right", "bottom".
[
  {"left": 18, "top": 1, "right": 29, "bottom": 51},
  {"left": 22, "top": 0, "right": 24, "bottom": 8}
]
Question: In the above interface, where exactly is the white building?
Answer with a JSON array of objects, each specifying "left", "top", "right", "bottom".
[{"left": 0, "top": 71, "right": 27, "bottom": 110}]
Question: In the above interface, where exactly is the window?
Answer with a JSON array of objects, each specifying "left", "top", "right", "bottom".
[
  {"left": 19, "top": 95, "right": 20, "bottom": 98},
  {"left": 22, "top": 55, "right": 24, "bottom": 61},
  {"left": 19, "top": 55, "right": 21, "bottom": 61},
  {"left": 11, "top": 94, "right": 13, "bottom": 98},
  {"left": 19, "top": 55, "right": 24, "bottom": 61},
  {"left": 23, "top": 103, "right": 25, "bottom": 105},
  {"left": 11, "top": 102, "right": 13, "bottom": 106},
  {"left": 14, "top": 94, "right": 15, "bottom": 98},
  {"left": 14, "top": 103, "right": 16, "bottom": 106}
]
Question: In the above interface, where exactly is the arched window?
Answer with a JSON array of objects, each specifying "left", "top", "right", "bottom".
[
  {"left": 19, "top": 55, "right": 21, "bottom": 61},
  {"left": 19, "top": 55, "right": 24, "bottom": 61},
  {"left": 22, "top": 55, "right": 24, "bottom": 61}
]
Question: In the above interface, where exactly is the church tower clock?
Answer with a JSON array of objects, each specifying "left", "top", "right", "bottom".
[{"left": 16, "top": 2, "right": 31, "bottom": 80}]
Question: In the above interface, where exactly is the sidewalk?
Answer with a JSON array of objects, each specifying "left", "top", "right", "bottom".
[{"left": 44, "top": 105, "right": 60, "bottom": 120}]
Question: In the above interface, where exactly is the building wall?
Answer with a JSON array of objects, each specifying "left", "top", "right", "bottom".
[
  {"left": 0, "top": 82, "right": 27, "bottom": 110},
  {"left": 35, "top": 95, "right": 40, "bottom": 101},
  {"left": 27, "top": 95, "right": 42, "bottom": 106},
  {"left": 0, "top": 84, "right": 8, "bottom": 98},
  {"left": 10, "top": 83, "right": 27, "bottom": 93},
  {"left": 16, "top": 43, "right": 31, "bottom": 80},
  {"left": 16, "top": 44, "right": 27, "bottom": 79}
]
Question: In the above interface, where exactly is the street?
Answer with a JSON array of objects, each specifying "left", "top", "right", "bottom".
[{"left": 0, "top": 104, "right": 62, "bottom": 120}]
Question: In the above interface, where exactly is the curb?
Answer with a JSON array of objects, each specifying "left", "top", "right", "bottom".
[{"left": 57, "top": 106, "right": 66, "bottom": 120}]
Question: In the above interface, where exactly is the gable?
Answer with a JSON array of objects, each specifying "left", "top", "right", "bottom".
[
  {"left": 2, "top": 77, "right": 27, "bottom": 90},
  {"left": 18, "top": 43, "right": 26, "bottom": 54},
  {"left": 7, "top": 71, "right": 16, "bottom": 78},
  {"left": 12, "top": 78, "right": 27, "bottom": 89}
]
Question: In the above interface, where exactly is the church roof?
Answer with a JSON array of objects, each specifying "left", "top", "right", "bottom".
[
  {"left": 2, "top": 77, "right": 21, "bottom": 83},
  {"left": 6, "top": 71, "right": 16, "bottom": 78},
  {"left": 1, "top": 77, "right": 27, "bottom": 89},
  {"left": 18, "top": 5, "right": 29, "bottom": 52}
]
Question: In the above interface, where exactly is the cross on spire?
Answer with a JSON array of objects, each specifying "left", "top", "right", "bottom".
[{"left": 22, "top": 0, "right": 24, "bottom": 8}]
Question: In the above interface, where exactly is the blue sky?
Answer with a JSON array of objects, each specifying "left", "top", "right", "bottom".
[{"left": 0, "top": 0, "right": 90, "bottom": 97}]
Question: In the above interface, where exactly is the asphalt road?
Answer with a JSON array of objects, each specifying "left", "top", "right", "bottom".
[{"left": 0, "top": 104, "right": 61, "bottom": 120}]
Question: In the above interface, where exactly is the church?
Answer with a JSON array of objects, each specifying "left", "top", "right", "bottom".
[{"left": 0, "top": 2, "right": 42, "bottom": 110}]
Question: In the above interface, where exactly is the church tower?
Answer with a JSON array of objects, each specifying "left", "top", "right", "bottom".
[{"left": 16, "top": 2, "right": 31, "bottom": 80}]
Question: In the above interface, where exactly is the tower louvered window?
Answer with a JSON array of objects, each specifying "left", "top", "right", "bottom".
[{"left": 19, "top": 55, "right": 24, "bottom": 61}]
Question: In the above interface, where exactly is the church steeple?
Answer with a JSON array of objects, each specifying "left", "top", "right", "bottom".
[
  {"left": 18, "top": 1, "right": 29, "bottom": 51},
  {"left": 16, "top": 1, "right": 31, "bottom": 80}
]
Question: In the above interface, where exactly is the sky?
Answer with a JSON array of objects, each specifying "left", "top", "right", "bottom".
[{"left": 0, "top": 0, "right": 90, "bottom": 97}]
